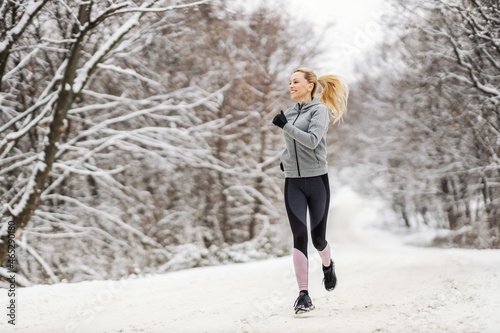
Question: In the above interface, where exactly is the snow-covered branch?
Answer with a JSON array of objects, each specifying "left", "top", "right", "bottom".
[
  {"left": 447, "top": 34, "right": 500, "bottom": 98},
  {"left": 0, "top": 0, "right": 49, "bottom": 54},
  {"left": 72, "top": 3, "right": 151, "bottom": 93},
  {"left": 1, "top": 0, "right": 305, "bottom": 283},
  {"left": 96, "top": 63, "right": 162, "bottom": 87},
  {"left": 112, "top": 0, "right": 212, "bottom": 15}
]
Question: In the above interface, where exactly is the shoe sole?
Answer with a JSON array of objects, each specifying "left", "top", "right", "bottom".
[{"left": 294, "top": 305, "right": 315, "bottom": 314}]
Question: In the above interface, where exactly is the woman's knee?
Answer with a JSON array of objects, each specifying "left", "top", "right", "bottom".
[
  {"left": 293, "top": 232, "right": 308, "bottom": 253},
  {"left": 312, "top": 236, "right": 327, "bottom": 251}
]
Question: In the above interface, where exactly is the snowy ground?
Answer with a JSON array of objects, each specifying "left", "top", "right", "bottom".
[{"left": 1, "top": 186, "right": 500, "bottom": 333}]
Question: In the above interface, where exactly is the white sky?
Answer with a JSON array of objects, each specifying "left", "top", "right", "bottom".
[
  {"left": 232, "top": 0, "right": 388, "bottom": 80},
  {"left": 288, "top": 0, "right": 387, "bottom": 79}
]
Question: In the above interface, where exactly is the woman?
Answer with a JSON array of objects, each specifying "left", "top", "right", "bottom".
[{"left": 272, "top": 67, "right": 348, "bottom": 314}]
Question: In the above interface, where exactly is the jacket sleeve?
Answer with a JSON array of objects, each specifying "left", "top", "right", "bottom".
[{"left": 282, "top": 105, "right": 329, "bottom": 149}]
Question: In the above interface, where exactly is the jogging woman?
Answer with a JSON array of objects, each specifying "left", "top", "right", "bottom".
[{"left": 272, "top": 67, "right": 348, "bottom": 314}]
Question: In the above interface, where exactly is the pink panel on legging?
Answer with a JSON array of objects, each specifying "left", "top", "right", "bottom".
[
  {"left": 318, "top": 243, "right": 331, "bottom": 267},
  {"left": 293, "top": 248, "right": 308, "bottom": 291}
]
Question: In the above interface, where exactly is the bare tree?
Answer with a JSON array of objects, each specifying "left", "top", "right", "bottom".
[
  {"left": 331, "top": 0, "right": 499, "bottom": 248},
  {"left": 1, "top": 0, "right": 323, "bottom": 283},
  {"left": 0, "top": 0, "right": 221, "bottom": 282}
]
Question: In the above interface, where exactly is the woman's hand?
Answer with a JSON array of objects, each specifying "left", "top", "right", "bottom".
[{"left": 272, "top": 110, "right": 287, "bottom": 128}]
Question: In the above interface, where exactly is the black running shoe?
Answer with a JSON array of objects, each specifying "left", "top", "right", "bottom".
[
  {"left": 323, "top": 259, "right": 337, "bottom": 291},
  {"left": 293, "top": 290, "right": 315, "bottom": 314}
]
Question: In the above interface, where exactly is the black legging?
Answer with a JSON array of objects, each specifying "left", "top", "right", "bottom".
[
  {"left": 284, "top": 173, "right": 331, "bottom": 291},
  {"left": 284, "top": 173, "right": 330, "bottom": 256}
]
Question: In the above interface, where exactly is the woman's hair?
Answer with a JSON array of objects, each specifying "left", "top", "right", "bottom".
[{"left": 294, "top": 67, "right": 349, "bottom": 123}]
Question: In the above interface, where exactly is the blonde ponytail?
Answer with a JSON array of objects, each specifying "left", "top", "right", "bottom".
[
  {"left": 294, "top": 68, "right": 349, "bottom": 124},
  {"left": 317, "top": 75, "right": 349, "bottom": 123}
]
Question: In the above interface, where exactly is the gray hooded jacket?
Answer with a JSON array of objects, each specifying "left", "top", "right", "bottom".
[{"left": 280, "top": 98, "right": 329, "bottom": 178}]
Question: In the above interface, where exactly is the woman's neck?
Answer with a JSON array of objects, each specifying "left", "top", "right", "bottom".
[{"left": 296, "top": 95, "right": 312, "bottom": 105}]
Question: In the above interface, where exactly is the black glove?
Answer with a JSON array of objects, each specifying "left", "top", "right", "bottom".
[{"left": 272, "top": 110, "right": 287, "bottom": 129}]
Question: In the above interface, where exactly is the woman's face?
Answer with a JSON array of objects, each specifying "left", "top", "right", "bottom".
[{"left": 289, "top": 72, "right": 313, "bottom": 103}]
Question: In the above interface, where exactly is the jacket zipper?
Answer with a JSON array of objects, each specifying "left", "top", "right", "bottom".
[{"left": 292, "top": 104, "right": 302, "bottom": 177}]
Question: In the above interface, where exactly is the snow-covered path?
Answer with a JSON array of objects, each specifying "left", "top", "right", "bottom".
[{"left": 2, "top": 187, "right": 500, "bottom": 333}]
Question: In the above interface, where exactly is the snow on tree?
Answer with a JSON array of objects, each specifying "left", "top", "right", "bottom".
[
  {"left": 332, "top": 0, "right": 499, "bottom": 248},
  {"left": 0, "top": 0, "right": 321, "bottom": 284}
]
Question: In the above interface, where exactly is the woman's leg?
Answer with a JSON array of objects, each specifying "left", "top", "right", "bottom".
[
  {"left": 307, "top": 173, "right": 331, "bottom": 266},
  {"left": 284, "top": 178, "right": 309, "bottom": 291},
  {"left": 307, "top": 174, "right": 337, "bottom": 291}
]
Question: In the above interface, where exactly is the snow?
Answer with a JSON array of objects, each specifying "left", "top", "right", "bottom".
[
  {"left": 72, "top": 12, "right": 142, "bottom": 93},
  {"left": 2, "top": 48, "right": 40, "bottom": 81},
  {"left": 0, "top": 0, "right": 46, "bottom": 53},
  {"left": 8, "top": 167, "right": 37, "bottom": 218},
  {"left": 113, "top": 0, "right": 212, "bottom": 15},
  {"left": 96, "top": 63, "right": 162, "bottom": 87},
  {"left": 1, "top": 185, "right": 499, "bottom": 333}
]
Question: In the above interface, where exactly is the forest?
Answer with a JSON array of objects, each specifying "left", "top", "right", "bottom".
[
  {"left": 334, "top": 0, "right": 500, "bottom": 249},
  {"left": 0, "top": 0, "right": 498, "bottom": 286}
]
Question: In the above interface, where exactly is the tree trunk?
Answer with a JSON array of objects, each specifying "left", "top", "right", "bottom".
[{"left": 0, "top": 3, "right": 90, "bottom": 265}]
